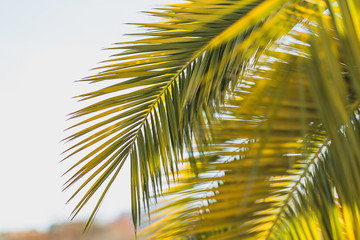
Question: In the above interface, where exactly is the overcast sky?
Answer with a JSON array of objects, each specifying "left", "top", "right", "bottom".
[{"left": 0, "top": 0, "right": 169, "bottom": 232}]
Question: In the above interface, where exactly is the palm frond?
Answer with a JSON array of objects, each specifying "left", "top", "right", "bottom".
[
  {"left": 272, "top": 110, "right": 360, "bottom": 239},
  {"left": 64, "top": 0, "right": 360, "bottom": 237},
  {"left": 64, "top": 0, "right": 304, "bottom": 229}
]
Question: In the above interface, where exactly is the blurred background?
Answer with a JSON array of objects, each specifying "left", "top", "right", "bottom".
[{"left": 0, "top": 0, "right": 168, "bottom": 239}]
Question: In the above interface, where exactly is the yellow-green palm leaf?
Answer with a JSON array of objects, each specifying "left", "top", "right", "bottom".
[
  {"left": 64, "top": 0, "right": 296, "bottom": 229},
  {"left": 64, "top": 0, "right": 360, "bottom": 238}
]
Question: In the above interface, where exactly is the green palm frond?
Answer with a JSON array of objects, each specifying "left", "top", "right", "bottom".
[
  {"left": 64, "top": 0, "right": 360, "bottom": 237},
  {"left": 64, "top": 0, "right": 304, "bottom": 229}
]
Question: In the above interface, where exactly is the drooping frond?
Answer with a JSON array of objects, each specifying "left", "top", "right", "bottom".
[
  {"left": 64, "top": 0, "right": 360, "bottom": 237},
  {"left": 64, "top": 0, "right": 308, "bottom": 229}
]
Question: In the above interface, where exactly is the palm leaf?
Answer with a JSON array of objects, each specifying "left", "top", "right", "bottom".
[
  {"left": 64, "top": 0, "right": 303, "bottom": 229},
  {"left": 64, "top": 0, "right": 360, "bottom": 237},
  {"left": 273, "top": 109, "right": 360, "bottom": 239}
]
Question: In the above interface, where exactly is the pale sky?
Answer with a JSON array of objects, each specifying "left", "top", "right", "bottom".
[{"left": 0, "top": 0, "right": 169, "bottom": 232}]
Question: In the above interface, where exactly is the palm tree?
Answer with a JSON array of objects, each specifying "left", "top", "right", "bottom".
[{"left": 63, "top": 0, "right": 360, "bottom": 239}]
